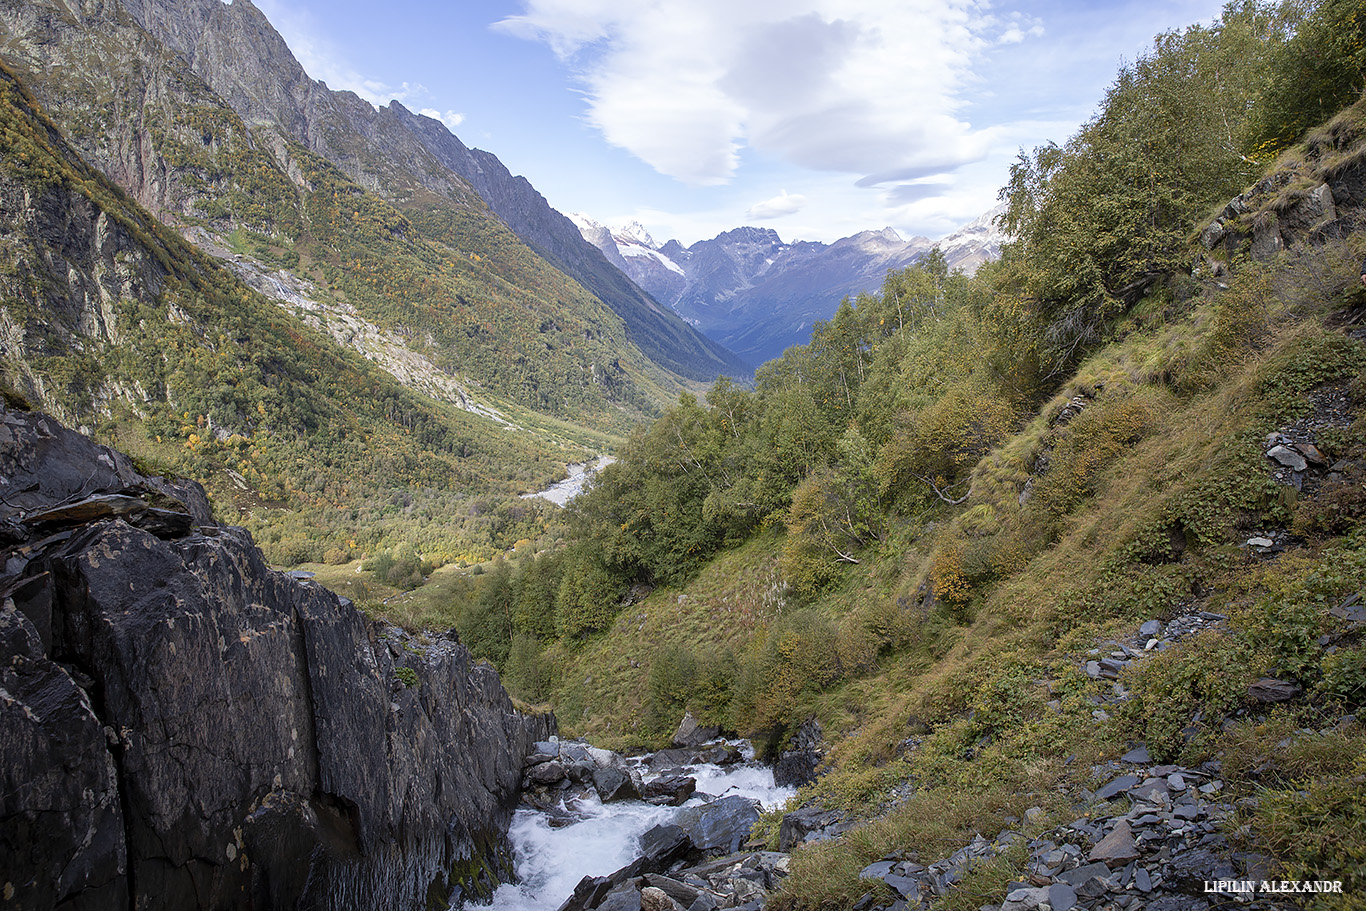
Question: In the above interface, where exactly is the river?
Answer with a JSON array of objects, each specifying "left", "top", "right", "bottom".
[
  {"left": 520, "top": 456, "right": 616, "bottom": 507},
  {"left": 480, "top": 746, "right": 794, "bottom": 910}
]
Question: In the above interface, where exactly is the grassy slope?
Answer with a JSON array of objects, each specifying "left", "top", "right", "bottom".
[
  {"left": 543, "top": 111, "right": 1366, "bottom": 907},
  {"left": 0, "top": 4, "right": 699, "bottom": 564}
]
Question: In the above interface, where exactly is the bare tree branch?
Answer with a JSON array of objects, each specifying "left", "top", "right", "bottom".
[{"left": 913, "top": 474, "right": 972, "bottom": 506}]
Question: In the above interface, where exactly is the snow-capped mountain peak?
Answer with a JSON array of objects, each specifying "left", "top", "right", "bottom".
[
  {"left": 935, "top": 203, "right": 1008, "bottom": 273},
  {"left": 614, "top": 221, "right": 658, "bottom": 249},
  {"left": 569, "top": 205, "right": 1007, "bottom": 366}
]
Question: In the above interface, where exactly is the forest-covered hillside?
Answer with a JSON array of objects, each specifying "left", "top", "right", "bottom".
[
  {"left": 0, "top": 0, "right": 756, "bottom": 571},
  {"left": 430, "top": 2, "right": 1366, "bottom": 905},
  {"left": 0, "top": 58, "right": 618, "bottom": 569},
  {"left": 4, "top": 0, "right": 1366, "bottom": 903}
]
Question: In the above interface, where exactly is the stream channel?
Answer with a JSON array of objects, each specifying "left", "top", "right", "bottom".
[
  {"left": 520, "top": 456, "right": 616, "bottom": 507},
  {"left": 481, "top": 745, "right": 795, "bottom": 910}
]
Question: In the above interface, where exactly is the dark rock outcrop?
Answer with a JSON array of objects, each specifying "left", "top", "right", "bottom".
[
  {"left": 557, "top": 823, "right": 791, "bottom": 911},
  {"left": 641, "top": 775, "right": 698, "bottom": 807},
  {"left": 672, "top": 795, "right": 762, "bottom": 855},
  {"left": 0, "top": 406, "right": 552, "bottom": 910},
  {"left": 773, "top": 717, "right": 823, "bottom": 788},
  {"left": 520, "top": 739, "right": 643, "bottom": 808},
  {"left": 671, "top": 711, "right": 721, "bottom": 749}
]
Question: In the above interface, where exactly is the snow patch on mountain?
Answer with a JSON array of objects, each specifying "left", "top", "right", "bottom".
[
  {"left": 567, "top": 205, "right": 1010, "bottom": 366},
  {"left": 937, "top": 203, "right": 1008, "bottom": 273},
  {"left": 614, "top": 221, "right": 658, "bottom": 249}
]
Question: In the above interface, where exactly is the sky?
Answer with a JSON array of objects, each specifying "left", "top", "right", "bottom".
[{"left": 249, "top": 0, "right": 1229, "bottom": 246}]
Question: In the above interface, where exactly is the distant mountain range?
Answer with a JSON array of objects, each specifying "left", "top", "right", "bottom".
[
  {"left": 0, "top": 0, "right": 746, "bottom": 433},
  {"left": 570, "top": 207, "right": 1007, "bottom": 366}
]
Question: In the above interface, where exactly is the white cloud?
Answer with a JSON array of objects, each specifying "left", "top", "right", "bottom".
[
  {"left": 748, "top": 190, "right": 807, "bottom": 219},
  {"left": 419, "top": 108, "right": 467, "bottom": 130},
  {"left": 495, "top": 0, "right": 1010, "bottom": 187},
  {"left": 995, "top": 11, "right": 1045, "bottom": 45}
]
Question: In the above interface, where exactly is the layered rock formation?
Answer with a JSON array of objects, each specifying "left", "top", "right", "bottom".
[{"left": 0, "top": 405, "right": 552, "bottom": 910}]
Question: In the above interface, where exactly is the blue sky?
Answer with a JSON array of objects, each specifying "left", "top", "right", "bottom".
[{"left": 251, "top": 0, "right": 1228, "bottom": 245}]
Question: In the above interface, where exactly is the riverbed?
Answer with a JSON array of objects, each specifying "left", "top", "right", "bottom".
[{"left": 520, "top": 456, "right": 616, "bottom": 507}]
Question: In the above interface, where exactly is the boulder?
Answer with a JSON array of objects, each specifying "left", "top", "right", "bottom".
[
  {"left": 1122, "top": 745, "right": 1152, "bottom": 764},
  {"left": 642, "top": 875, "right": 702, "bottom": 908},
  {"left": 1002, "top": 885, "right": 1051, "bottom": 911},
  {"left": 639, "top": 824, "right": 694, "bottom": 870},
  {"left": 1094, "top": 774, "right": 1139, "bottom": 801},
  {"left": 562, "top": 875, "right": 614, "bottom": 911},
  {"left": 678, "top": 850, "right": 789, "bottom": 898},
  {"left": 1267, "top": 445, "right": 1308, "bottom": 471},
  {"left": 593, "top": 766, "right": 640, "bottom": 803},
  {"left": 526, "top": 741, "right": 561, "bottom": 765},
  {"left": 1198, "top": 221, "right": 1225, "bottom": 250},
  {"left": 673, "top": 796, "right": 762, "bottom": 856},
  {"left": 647, "top": 748, "right": 697, "bottom": 772},
  {"left": 598, "top": 886, "right": 643, "bottom": 911},
  {"left": 772, "top": 718, "right": 823, "bottom": 789},
  {"left": 642, "top": 775, "right": 697, "bottom": 806},
  {"left": 1049, "top": 882, "right": 1079, "bottom": 911},
  {"left": 1248, "top": 677, "right": 1301, "bottom": 703},
  {"left": 1057, "top": 862, "right": 1112, "bottom": 887},
  {"left": 528, "top": 760, "right": 569, "bottom": 786},
  {"left": 640, "top": 885, "right": 683, "bottom": 911},
  {"left": 777, "top": 806, "right": 842, "bottom": 852},
  {"left": 1089, "top": 820, "right": 1142, "bottom": 868},
  {"left": 696, "top": 744, "right": 743, "bottom": 766},
  {"left": 0, "top": 406, "right": 553, "bottom": 911},
  {"left": 672, "top": 712, "right": 721, "bottom": 749}
]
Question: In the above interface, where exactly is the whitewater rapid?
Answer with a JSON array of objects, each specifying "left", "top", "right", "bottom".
[{"left": 480, "top": 751, "right": 794, "bottom": 910}]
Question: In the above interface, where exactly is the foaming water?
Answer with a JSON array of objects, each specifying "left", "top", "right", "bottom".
[
  {"left": 475, "top": 756, "right": 794, "bottom": 911},
  {"left": 483, "top": 796, "right": 674, "bottom": 911},
  {"left": 689, "top": 763, "right": 793, "bottom": 806}
]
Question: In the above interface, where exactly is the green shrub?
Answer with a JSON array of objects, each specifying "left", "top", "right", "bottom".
[
  {"left": 1242, "top": 592, "right": 1328, "bottom": 681},
  {"left": 363, "top": 545, "right": 433, "bottom": 591},
  {"left": 1025, "top": 388, "right": 1168, "bottom": 534},
  {"left": 646, "top": 643, "right": 698, "bottom": 735},
  {"left": 1248, "top": 758, "right": 1366, "bottom": 909},
  {"left": 504, "top": 633, "right": 556, "bottom": 703},
  {"left": 554, "top": 547, "right": 622, "bottom": 640},
  {"left": 1319, "top": 647, "right": 1366, "bottom": 710},
  {"left": 1114, "top": 630, "right": 1255, "bottom": 761},
  {"left": 874, "top": 378, "right": 1016, "bottom": 502},
  {"left": 734, "top": 609, "right": 842, "bottom": 732}
]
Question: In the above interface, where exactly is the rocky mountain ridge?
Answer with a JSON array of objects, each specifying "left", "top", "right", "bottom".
[
  {"left": 0, "top": 56, "right": 591, "bottom": 568},
  {"left": 0, "top": 0, "right": 744, "bottom": 438},
  {"left": 118, "top": 0, "right": 748, "bottom": 382},
  {"left": 570, "top": 207, "right": 1006, "bottom": 366},
  {"left": 0, "top": 403, "right": 554, "bottom": 910}
]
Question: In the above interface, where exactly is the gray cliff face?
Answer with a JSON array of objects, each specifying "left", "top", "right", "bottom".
[
  {"left": 0, "top": 0, "right": 292, "bottom": 233},
  {"left": 110, "top": 0, "right": 747, "bottom": 380},
  {"left": 0, "top": 406, "right": 553, "bottom": 910}
]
